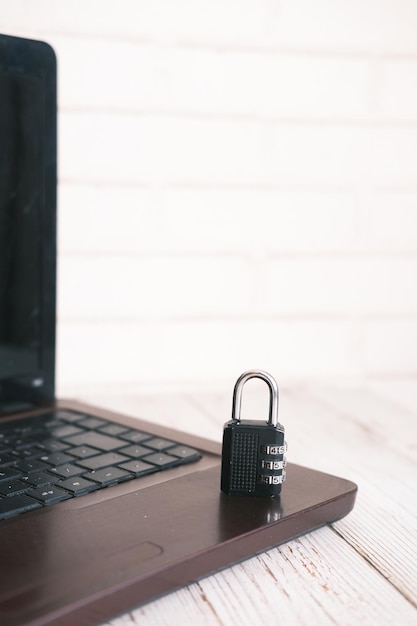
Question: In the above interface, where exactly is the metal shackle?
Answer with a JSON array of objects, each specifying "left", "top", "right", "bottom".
[{"left": 231, "top": 370, "right": 279, "bottom": 427}]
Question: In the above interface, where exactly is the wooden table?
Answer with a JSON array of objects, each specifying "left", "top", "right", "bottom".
[{"left": 82, "top": 378, "right": 417, "bottom": 626}]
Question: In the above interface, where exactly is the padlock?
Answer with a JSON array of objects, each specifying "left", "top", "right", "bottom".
[{"left": 221, "top": 370, "right": 287, "bottom": 497}]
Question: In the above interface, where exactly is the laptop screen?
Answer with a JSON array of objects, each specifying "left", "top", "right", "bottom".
[{"left": 0, "top": 35, "right": 57, "bottom": 412}]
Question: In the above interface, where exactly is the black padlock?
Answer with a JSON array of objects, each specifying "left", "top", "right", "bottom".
[{"left": 221, "top": 370, "right": 287, "bottom": 497}]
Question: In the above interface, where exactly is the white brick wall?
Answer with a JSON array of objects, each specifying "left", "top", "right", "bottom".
[{"left": 1, "top": 1, "right": 417, "bottom": 394}]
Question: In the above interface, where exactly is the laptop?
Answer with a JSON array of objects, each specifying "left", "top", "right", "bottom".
[{"left": 0, "top": 33, "right": 357, "bottom": 626}]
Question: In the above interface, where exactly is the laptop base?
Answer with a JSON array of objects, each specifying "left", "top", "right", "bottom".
[{"left": 0, "top": 401, "right": 357, "bottom": 626}]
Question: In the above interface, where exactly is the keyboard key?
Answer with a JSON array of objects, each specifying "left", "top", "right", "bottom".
[
  {"left": 14, "top": 459, "right": 49, "bottom": 474},
  {"left": 0, "top": 479, "right": 30, "bottom": 497},
  {"left": 143, "top": 453, "right": 179, "bottom": 469},
  {"left": 0, "top": 438, "right": 16, "bottom": 451},
  {"left": 0, "top": 494, "right": 42, "bottom": 519},
  {"left": 21, "top": 471, "right": 58, "bottom": 487},
  {"left": 39, "top": 452, "right": 75, "bottom": 466},
  {"left": 0, "top": 467, "right": 22, "bottom": 482},
  {"left": 167, "top": 446, "right": 201, "bottom": 462},
  {"left": 68, "top": 445, "right": 100, "bottom": 459},
  {"left": 11, "top": 438, "right": 35, "bottom": 451},
  {"left": 54, "top": 410, "right": 85, "bottom": 423},
  {"left": 51, "top": 425, "right": 84, "bottom": 439},
  {"left": 0, "top": 452, "right": 16, "bottom": 466},
  {"left": 64, "top": 431, "right": 126, "bottom": 451},
  {"left": 99, "top": 424, "right": 129, "bottom": 436},
  {"left": 32, "top": 419, "right": 62, "bottom": 438},
  {"left": 86, "top": 467, "right": 133, "bottom": 486},
  {"left": 143, "top": 437, "right": 175, "bottom": 451},
  {"left": 49, "top": 464, "right": 84, "bottom": 479},
  {"left": 76, "top": 417, "right": 106, "bottom": 430},
  {"left": 58, "top": 477, "right": 100, "bottom": 496},
  {"left": 118, "top": 460, "right": 156, "bottom": 477},
  {"left": 14, "top": 446, "right": 43, "bottom": 460},
  {"left": 29, "top": 485, "right": 72, "bottom": 505},
  {"left": 119, "top": 444, "right": 150, "bottom": 458},
  {"left": 120, "top": 430, "right": 152, "bottom": 444},
  {"left": 77, "top": 452, "right": 130, "bottom": 471},
  {"left": 36, "top": 439, "right": 70, "bottom": 452}
]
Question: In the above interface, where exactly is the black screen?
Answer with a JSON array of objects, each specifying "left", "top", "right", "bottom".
[
  {"left": 0, "top": 73, "right": 43, "bottom": 380},
  {"left": 0, "top": 34, "right": 56, "bottom": 411}
]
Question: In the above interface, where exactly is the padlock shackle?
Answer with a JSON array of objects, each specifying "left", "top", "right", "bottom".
[{"left": 232, "top": 370, "right": 279, "bottom": 427}]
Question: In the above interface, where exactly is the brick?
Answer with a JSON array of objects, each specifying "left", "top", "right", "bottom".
[
  {"left": 56, "top": 318, "right": 358, "bottom": 389},
  {"left": 3, "top": 0, "right": 417, "bottom": 54},
  {"left": 0, "top": 1, "right": 154, "bottom": 38},
  {"left": 58, "top": 184, "right": 358, "bottom": 254},
  {"left": 63, "top": 115, "right": 417, "bottom": 188},
  {"left": 265, "top": 258, "right": 417, "bottom": 315},
  {"left": 370, "top": 127, "right": 417, "bottom": 187},
  {"left": 59, "top": 113, "right": 152, "bottom": 182},
  {"left": 58, "top": 254, "right": 252, "bottom": 319},
  {"left": 54, "top": 35, "right": 373, "bottom": 119},
  {"left": 265, "top": 125, "right": 417, "bottom": 187},
  {"left": 142, "top": 0, "right": 265, "bottom": 46},
  {"left": 266, "top": 124, "right": 373, "bottom": 186},
  {"left": 59, "top": 112, "right": 262, "bottom": 184},
  {"left": 255, "top": 54, "right": 372, "bottom": 119},
  {"left": 56, "top": 37, "right": 156, "bottom": 111},
  {"left": 380, "top": 60, "right": 417, "bottom": 121},
  {"left": 265, "top": 0, "right": 417, "bottom": 54},
  {"left": 0, "top": 0, "right": 262, "bottom": 44},
  {"left": 356, "top": 193, "right": 417, "bottom": 253},
  {"left": 166, "top": 50, "right": 372, "bottom": 119}
]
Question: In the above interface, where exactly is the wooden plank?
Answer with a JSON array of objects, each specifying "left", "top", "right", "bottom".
[
  {"left": 84, "top": 384, "right": 417, "bottom": 624},
  {"left": 367, "top": 378, "right": 417, "bottom": 416},
  {"left": 305, "top": 384, "right": 416, "bottom": 462},
  {"left": 275, "top": 388, "right": 416, "bottom": 606},
  {"left": 109, "top": 527, "right": 416, "bottom": 626}
]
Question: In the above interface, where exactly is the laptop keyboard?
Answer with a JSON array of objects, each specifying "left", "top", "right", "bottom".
[{"left": 0, "top": 409, "right": 202, "bottom": 520}]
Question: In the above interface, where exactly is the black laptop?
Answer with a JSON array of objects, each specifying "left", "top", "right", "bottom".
[{"left": 0, "top": 33, "right": 357, "bottom": 626}]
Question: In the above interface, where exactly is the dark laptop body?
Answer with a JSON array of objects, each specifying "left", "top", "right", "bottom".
[{"left": 0, "top": 34, "right": 357, "bottom": 626}]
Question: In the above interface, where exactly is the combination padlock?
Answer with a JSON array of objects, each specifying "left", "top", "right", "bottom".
[{"left": 221, "top": 370, "right": 287, "bottom": 497}]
